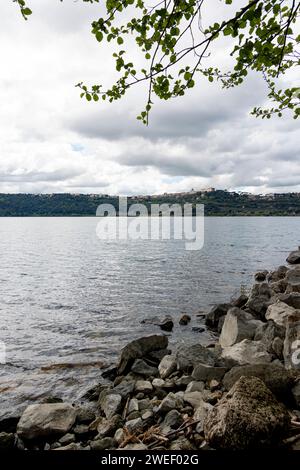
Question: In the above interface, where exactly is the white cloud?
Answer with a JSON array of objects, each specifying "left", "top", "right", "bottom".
[{"left": 0, "top": 0, "right": 298, "bottom": 195}]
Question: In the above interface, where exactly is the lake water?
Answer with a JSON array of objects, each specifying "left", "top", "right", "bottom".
[{"left": 0, "top": 216, "right": 299, "bottom": 419}]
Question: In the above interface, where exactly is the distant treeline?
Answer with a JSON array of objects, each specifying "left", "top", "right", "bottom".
[{"left": 0, "top": 191, "right": 300, "bottom": 216}]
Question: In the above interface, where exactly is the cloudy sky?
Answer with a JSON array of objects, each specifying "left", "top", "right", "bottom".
[{"left": 0, "top": 0, "right": 298, "bottom": 195}]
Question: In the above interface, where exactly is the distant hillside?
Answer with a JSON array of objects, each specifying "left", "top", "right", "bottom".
[{"left": 0, "top": 190, "right": 300, "bottom": 216}]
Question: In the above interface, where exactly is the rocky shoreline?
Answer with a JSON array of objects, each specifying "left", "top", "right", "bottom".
[{"left": 1, "top": 248, "right": 300, "bottom": 450}]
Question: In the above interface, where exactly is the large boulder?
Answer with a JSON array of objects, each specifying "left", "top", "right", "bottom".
[
  {"left": 287, "top": 249, "right": 300, "bottom": 265},
  {"left": 17, "top": 403, "right": 77, "bottom": 440},
  {"left": 205, "top": 303, "right": 232, "bottom": 331},
  {"left": 283, "top": 313, "right": 300, "bottom": 369},
  {"left": 285, "top": 268, "right": 300, "bottom": 294},
  {"left": 204, "top": 376, "right": 290, "bottom": 449},
  {"left": 221, "top": 339, "right": 272, "bottom": 366},
  {"left": 265, "top": 301, "right": 296, "bottom": 327},
  {"left": 246, "top": 283, "right": 274, "bottom": 318},
  {"left": 117, "top": 335, "right": 168, "bottom": 375},
  {"left": 220, "top": 307, "right": 262, "bottom": 348},
  {"left": 223, "top": 363, "right": 295, "bottom": 403},
  {"left": 176, "top": 344, "right": 216, "bottom": 372}
]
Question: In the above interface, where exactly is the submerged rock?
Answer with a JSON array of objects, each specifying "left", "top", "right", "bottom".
[
  {"left": 179, "top": 314, "right": 191, "bottom": 325},
  {"left": 204, "top": 376, "right": 290, "bottom": 449},
  {"left": 17, "top": 403, "right": 76, "bottom": 440}
]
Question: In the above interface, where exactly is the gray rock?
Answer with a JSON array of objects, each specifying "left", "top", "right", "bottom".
[
  {"left": 163, "top": 410, "right": 183, "bottom": 429},
  {"left": 193, "top": 401, "right": 213, "bottom": 434},
  {"left": 73, "top": 424, "right": 90, "bottom": 437},
  {"left": 117, "top": 335, "right": 168, "bottom": 375},
  {"left": 205, "top": 303, "right": 232, "bottom": 331},
  {"left": 287, "top": 249, "right": 300, "bottom": 265},
  {"left": 124, "top": 417, "right": 143, "bottom": 434},
  {"left": 55, "top": 442, "right": 84, "bottom": 450},
  {"left": 113, "top": 380, "right": 135, "bottom": 399},
  {"left": 223, "top": 363, "right": 295, "bottom": 403},
  {"left": 123, "top": 443, "right": 148, "bottom": 450},
  {"left": 142, "top": 410, "right": 153, "bottom": 420},
  {"left": 17, "top": 403, "right": 77, "bottom": 440},
  {"left": 267, "top": 265, "right": 288, "bottom": 282},
  {"left": 58, "top": 433, "right": 75, "bottom": 445},
  {"left": 292, "top": 380, "right": 300, "bottom": 408},
  {"left": 96, "top": 415, "right": 123, "bottom": 438},
  {"left": 265, "top": 301, "right": 296, "bottom": 327},
  {"left": 255, "top": 270, "right": 268, "bottom": 282},
  {"left": 285, "top": 268, "right": 300, "bottom": 293},
  {"left": 98, "top": 391, "right": 122, "bottom": 419},
  {"left": 232, "top": 294, "right": 248, "bottom": 309},
  {"left": 246, "top": 283, "right": 273, "bottom": 318},
  {"left": 135, "top": 380, "right": 153, "bottom": 393},
  {"left": 192, "top": 364, "right": 228, "bottom": 382},
  {"left": 169, "top": 437, "right": 196, "bottom": 450},
  {"left": 183, "top": 391, "right": 203, "bottom": 409},
  {"left": 127, "top": 398, "right": 139, "bottom": 414},
  {"left": 204, "top": 376, "right": 290, "bottom": 449},
  {"left": 152, "top": 378, "right": 165, "bottom": 388},
  {"left": 0, "top": 432, "right": 15, "bottom": 449},
  {"left": 114, "top": 428, "right": 125, "bottom": 445},
  {"left": 186, "top": 381, "right": 205, "bottom": 393},
  {"left": 158, "top": 355, "right": 177, "bottom": 379},
  {"left": 283, "top": 312, "right": 300, "bottom": 369},
  {"left": 278, "top": 293, "right": 300, "bottom": 309},
  {"left": 90, "top": 437, "right": 115, "bottom": 451},
  {"left": 220, "top": 307, "right": 262, "bottom": 348},
  {"left": 272, "top": 337, "right": 284, "bottom": 359},
  {"left": 75, "top": 406, "right": 96, "bottom": 424},
  {"left": 147, "top": 349, "right": 171, "bottom": 363},
  {"left": 221, "top": 339, "right": 272, "bottom": 366},
  {"left": 176, "top": 344, "right": 216, "bottom": 372},
  {"left": 254, "top": 320, "right": 285, "bottom": 356},
  {"left": 131, "top": 359, "right": 158, "bottom": 377},
  {"left": 138, "top": 398, "right": 151, "bottom": 411},
  {"left": 158, "top": 392, "right": 184, "bottom": 414}
]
